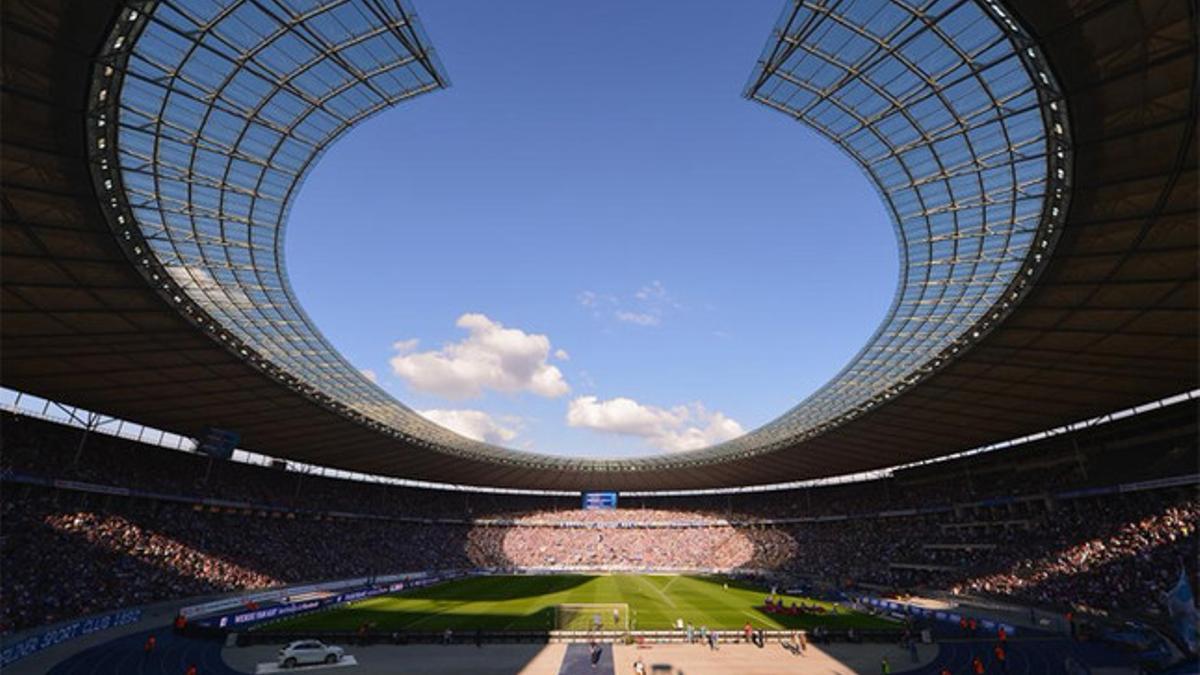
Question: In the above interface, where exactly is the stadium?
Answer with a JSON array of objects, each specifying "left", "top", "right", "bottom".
[{"left": 0, "top": 0, "right": 1196, "bottom": 673}]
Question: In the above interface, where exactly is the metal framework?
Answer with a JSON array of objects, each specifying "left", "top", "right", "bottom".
[
  {"left": 86, "top": 0, "right": 1067, "bottom": 473},
  {"left": 702, "top": 0, "right": 1072, "bottom": 462},
  {"left": 86, "top": 0, "right": 523, "bottom": 463},
  {"left": 2, "top": 0, "right": 1195, "bottom": 489}
]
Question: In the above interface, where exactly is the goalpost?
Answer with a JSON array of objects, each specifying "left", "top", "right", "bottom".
[{"left": 554, "top": 603, "right": 630, "bottom": 632}]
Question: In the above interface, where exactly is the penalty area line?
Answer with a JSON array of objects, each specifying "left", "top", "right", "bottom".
[{"left": 638, "top": 575, "right": 677, "bottom": 608}]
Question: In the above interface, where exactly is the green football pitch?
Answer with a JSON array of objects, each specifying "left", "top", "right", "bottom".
[{"left": 259, "top": 574, "right": 896, "bottom": 632}]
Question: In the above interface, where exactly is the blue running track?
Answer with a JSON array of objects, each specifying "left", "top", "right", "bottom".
[
  {"left": 47, "top": 628, "right": 242, "bottom": 675},
  {"left": 558, "top": 642, "right": 615, "bottom": 675},
  {"left": 904, "top": 638, "right": 1136, "bottom": 675}
]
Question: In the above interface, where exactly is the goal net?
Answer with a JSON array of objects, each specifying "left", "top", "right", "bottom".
[{"left": 554, "top": 603, "right": 630, "bottom": 631}]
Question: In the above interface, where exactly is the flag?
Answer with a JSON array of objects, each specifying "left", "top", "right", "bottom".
[{"left": 1164, "top": 569, "right": 1199, "bottom": 655}]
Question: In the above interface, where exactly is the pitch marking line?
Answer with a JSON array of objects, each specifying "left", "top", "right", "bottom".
[
  {"left": 639, "top": 575, "right": 677, "bottom": 608},
  {"left": 660, "top": 576, "right": 681, "bottom": 594},
  {"left": 400, "top": 602, "right": 466, "bottom": 629},
  {"left": 741, "top": 609, "right": 783, "bottom": 630}
]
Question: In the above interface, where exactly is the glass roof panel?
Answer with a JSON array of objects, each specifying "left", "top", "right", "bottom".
[{"left": 89, "top": 0, "right": 1069, "bottom": 473}]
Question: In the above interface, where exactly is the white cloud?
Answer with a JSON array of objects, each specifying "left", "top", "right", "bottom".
[
  {"left": 577, "top": 290, "right": 617, "bottom": 317},
  {"left": 418, "top": 408, "right": 519, "bottom": 444},
  {"left": 360, "top": 369, "right": 378, "bottom": 383},
  {"left": 615, "top": 311, "right": 660, "bottom": 326},
  {"left": 392, "top": 338, "right": 419, "bottom": 354},
  {"left": 635, "top": 280, "right": 670, "bottom": 303},
  {"left": 581, "top": 281, "right": 679, "bottom": 328},
  {"left": 554, "top": 348, "right": 570, "bottom": 361},
  {"left": 389, "top": 313, "right": 570, "bottom": 400},
  {"left": 566, "top": 395, "right": 745, "bottom": 453}
]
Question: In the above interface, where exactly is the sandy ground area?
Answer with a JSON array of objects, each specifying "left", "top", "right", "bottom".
[
  {"left": 223, "top": 640, "right": 937, "bottom": 674},
  {"left": 613, "top": 641, "right": 938, "bottom": 675}
]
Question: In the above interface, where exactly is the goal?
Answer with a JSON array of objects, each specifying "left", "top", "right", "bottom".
[{"left": 554, "top": 603, "right": 630, "bottom": 631}]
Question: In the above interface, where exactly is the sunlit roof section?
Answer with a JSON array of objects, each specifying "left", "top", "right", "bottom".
[
  {"left": 90, "top": 0, "right": 561, "bottom": 466},
  {"left": 89, "top": 0, "right": 1069, "bottom": 473},
  {"left": 685, "top": 0, "right": 1071, "bottom": 464}
]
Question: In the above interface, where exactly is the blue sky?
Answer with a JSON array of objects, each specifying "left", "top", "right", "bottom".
[{"left": 285, "top": 0, "right": 896, "bottom": 458}]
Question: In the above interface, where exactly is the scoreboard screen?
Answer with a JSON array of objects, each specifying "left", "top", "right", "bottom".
[
  {"left": 196, "top": 427, "right": 240, "bottom": 460},
  {"left": 581, "top": 491, "right": 618, "bottom": 510}
]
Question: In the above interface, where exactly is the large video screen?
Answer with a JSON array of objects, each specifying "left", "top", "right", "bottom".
[
  {"left": 196, "top": 427, "right": 240, "bottom": 460},
  {"left": 581, "top": 491, "right": 618, "bottom": 510}
]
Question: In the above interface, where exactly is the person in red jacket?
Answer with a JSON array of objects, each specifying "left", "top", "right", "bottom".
[
  {"left": 143, "top": 635, "right": 156, "bottom": 656},
  {"left": 185, "top": 665, "right": 198, "bottom": 675},
  {"left": 972, "top": 655, "right": 986, "bottom": 674},
  {"left": 994, "top": 644, "right": 1008, "bottom": 673}
]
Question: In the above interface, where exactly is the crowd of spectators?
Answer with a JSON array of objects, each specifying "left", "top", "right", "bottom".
[
  {"left": 752, "top": 490, "right": 1199, "bottom": 619},
  {"left": 500, "top": 508, "right": 735, "bottom": 525},
  {"left": 466, "top": 523, "right": 760, "bottom": 569},
  {"left": 3, "top": 483, "right": 1194, "bottom": 635},
  {"left": 951, "top": 493, "right": 1199, "bottom": 613},
  {"left": 0, "top": 493, "right": 474, "bottom": 634},
  {"left": 1, "top": 411, "right": 1196, "bottom": 635}
]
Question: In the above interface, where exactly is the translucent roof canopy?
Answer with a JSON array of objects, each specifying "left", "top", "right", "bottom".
[{"left": 90, "top": 0, "right": 1069, "bottom": 473}]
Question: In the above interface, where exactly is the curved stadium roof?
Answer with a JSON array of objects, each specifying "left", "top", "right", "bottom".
[{"left": 1, "top": 0, "right": 1196, "bottom": 490}]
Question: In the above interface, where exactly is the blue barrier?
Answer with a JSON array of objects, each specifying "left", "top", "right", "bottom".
[
  {"left": 858, "top": 596, "right": 1016, "bottom": 636},
  {"left": 0, "top": 608, "right": 142, "bottom": 667}
]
